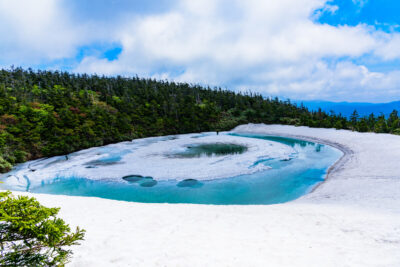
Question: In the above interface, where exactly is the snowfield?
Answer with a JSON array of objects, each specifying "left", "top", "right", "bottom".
[{"left": 7, "top": 124, "right": 400, "bottom": 266}]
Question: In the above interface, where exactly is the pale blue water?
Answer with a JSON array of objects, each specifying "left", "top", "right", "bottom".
[{"left": 27, "top": 134, "right": 342, "bottom": 205}]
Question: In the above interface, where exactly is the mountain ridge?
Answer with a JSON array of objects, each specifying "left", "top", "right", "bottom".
[{"left": 295, "top": 100, "right": 400, "bottom": 117}]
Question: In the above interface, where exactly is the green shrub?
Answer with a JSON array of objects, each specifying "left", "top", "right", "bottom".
[
  {"left": 393, "top": 128, "right": 400, "bottom": 135},
  {"left": 0, "top": 191, "right": 85, "bottom": 266},
  {"left": 0, "top": 156, "right": 12, "bottom": 173}
]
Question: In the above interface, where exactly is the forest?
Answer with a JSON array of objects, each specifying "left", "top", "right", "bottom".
[{"left": 0, "top": 68, "right": 399, "bottom": 172}]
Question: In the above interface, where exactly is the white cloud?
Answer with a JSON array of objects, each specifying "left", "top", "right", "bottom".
[
  {"left": 257, "top": 61, "right": 400, "bottom": 102},
  {"left": 73, "top": 0, "right": 400, "bottom": 102},
  {"left": 0, "top": 0, "right": 87, "bottom": 63},
  {"left": 0, "top": 0, "right": 75, "bottom": 61},
  {"left": 1, "top": 0, "right": 400, "bottom": 102},
  {"left": 374, "top": 34, "right": 400, "bottom": 60}
]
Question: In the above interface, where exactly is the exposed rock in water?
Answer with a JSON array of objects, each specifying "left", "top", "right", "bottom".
[{"left": 177, "top": 179, "right": 203, "bottom": 188}]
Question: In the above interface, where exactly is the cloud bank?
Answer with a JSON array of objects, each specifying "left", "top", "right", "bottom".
[{"left": 1, "top": 0, "right": 400, "bottom": 102}]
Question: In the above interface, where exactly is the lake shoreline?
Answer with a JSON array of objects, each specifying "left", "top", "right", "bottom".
[{"left": 231, "top": 128, "right": 354, "bottom": 193}]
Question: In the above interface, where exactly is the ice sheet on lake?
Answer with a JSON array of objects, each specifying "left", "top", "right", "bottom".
[{"left": 1, "top": 133, "right": 295, "bottom": 190}]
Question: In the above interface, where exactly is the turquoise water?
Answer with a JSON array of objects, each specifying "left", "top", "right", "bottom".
[{"left": 27, "top": 134, "right": 342, "bottom": 205}]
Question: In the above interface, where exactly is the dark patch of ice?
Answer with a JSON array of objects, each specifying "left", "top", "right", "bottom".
[
  {"left": 177, "top": 179, "right": 203, "bottom": 188},
  {"left": 122, "top": 175, "right": 144, "bottom": 183},
  {"left": 123, "top": 175, "right": 157, "bottom": 187},
  {"left": 140, "top": 180, "right": 158, "bottom": 187},
  {"left": 168, "top": 143, "right": 248, "bottom": 158},
  {"left": 84, "top": 160, "right": 121, "bottom": 166}
]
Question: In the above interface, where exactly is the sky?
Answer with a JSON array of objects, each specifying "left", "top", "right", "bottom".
[{"left": 0, "top": 0, "right": 400, "bottom": 102}]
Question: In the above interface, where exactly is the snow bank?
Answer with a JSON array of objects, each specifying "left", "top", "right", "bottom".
[
  {"left": 23, "top": 192, "right": 400, "bottom": 267},
  {"left": 4, "top": 124, "right": 400, "bottom": 266},
  {"left": 233, "top": 124, "right": 400, "bottom": 214}
]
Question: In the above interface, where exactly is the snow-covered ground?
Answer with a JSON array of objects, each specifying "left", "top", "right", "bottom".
[
  {"left": 235, "top": 124, "right": 400, "bottom": 214},
  {"left": 8, "top": 125, "right": 400, "bottom": 266},
  {"left": 2, "top": 133, "right": 294, "bottom": 190}
]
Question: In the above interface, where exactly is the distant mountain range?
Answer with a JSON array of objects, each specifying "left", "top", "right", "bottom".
[{"left": 295, "top": 100, "right": 400, "bottom": 118}]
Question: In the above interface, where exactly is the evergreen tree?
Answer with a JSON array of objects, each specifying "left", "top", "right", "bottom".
[
  {"left": 0, "top": 191, "right": 85, "bottom": 266},
  {"left": 375, "top": 114, "right": 388, "bottom": 133},
  {"left": 357, "top": 118, "right": 369, "bottom": 132},
  {"left": 388, "top": 110, "right": 399, "bottom": 132},
  {"left": 350, "top": 110, "right": 359, "bottom": 130}
]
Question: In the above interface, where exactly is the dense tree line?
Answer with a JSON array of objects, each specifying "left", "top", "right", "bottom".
[{"left": 0, "top": 68, "right": 399, "bottom": 172}]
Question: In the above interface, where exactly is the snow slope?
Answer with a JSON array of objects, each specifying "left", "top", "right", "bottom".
[{"left": 8, "top": 125, "right": 400, "bottom": 266}]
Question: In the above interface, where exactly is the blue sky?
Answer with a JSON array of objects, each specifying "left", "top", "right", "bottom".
[
  {"left": 0, "top": 0, "right": 400, "bottom": 102},
  {"left": 318, "top": 0, "right": 400, "bottom": 31}
]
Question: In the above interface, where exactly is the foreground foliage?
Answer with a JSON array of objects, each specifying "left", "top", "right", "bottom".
[
  {"left": 0, "top": 67, "right": 399, "bottom": 171},
  {"left": 0, "top": 191, "right": 85, "bottom": 266}
]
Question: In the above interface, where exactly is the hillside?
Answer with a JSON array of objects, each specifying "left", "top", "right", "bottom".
[{"left": 0, "top": 68, "right": 399, "bottom": 172}]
